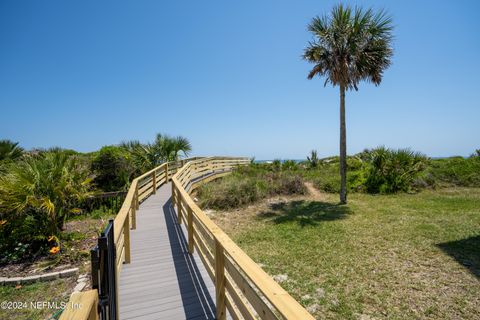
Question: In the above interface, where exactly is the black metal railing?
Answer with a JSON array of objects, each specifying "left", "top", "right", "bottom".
[
  {"left": 91, "top": 220, "right": 117, "bottom": 320},
  {"left": 82, "top": 191, "right": 127, "bottom": 216}
]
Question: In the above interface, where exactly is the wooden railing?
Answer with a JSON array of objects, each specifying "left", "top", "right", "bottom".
[
  {"left": 172, "top": 157, "right": 315, "bottom": 320},
  {"left": 59, "top": 289, "right": 99, "bottom": 320},
  {"left": 61, "top": 156, "right": 314, "bottom": 320},
  {"left": 61, "top": 157, "right": 200, "bottom": 319}
]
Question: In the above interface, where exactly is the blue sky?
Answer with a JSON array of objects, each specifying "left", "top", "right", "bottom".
[{"left": 1, "top": 1, "right": 479, "bottom": 159}]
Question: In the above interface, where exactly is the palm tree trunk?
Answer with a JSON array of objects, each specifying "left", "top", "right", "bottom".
[{"left": 339, "top": 84, "right": 347, "bottom": 204}]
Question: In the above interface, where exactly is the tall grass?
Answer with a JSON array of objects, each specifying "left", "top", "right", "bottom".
[{"left": 197, "top": 166, "right": 306, "bottom": 210}]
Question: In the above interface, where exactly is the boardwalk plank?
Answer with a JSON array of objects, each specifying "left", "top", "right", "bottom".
[{"left": 119, "top": 183, "right": 218, "bottom": 320}]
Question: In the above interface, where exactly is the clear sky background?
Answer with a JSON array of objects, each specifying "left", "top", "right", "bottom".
[{"left": 1, "top": 1, "right": 479, "bottom": 159}]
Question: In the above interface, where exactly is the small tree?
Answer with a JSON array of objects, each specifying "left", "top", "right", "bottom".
[{"left": 304, "top": 4, "right": 394, "bottom": 203}]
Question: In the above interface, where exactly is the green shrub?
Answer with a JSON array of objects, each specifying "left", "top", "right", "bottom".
[
  {"left": 91, "top": 146, "right": 137, "bottom": 192},
  {"left": 197, "top": 166, "right": 306, "bottom": 210},
  {"left": 0, "top": 140, "right": 24, "bottom": 174},
  {"left": 306, "top": 150, "right": 320, "bottom": 168},
  {"left": 271, "top": 159, "right": 282, "bottom": 171},
  {"left": 364, "top": 147, "right": 429, "bottom": 194},
  {"left": 0, "top": 140, "right": 23, "bottom": 163},
  {"left": 0, "top": 152, "right": 93, "bottom": 261},
  {"left": 282, "top": 160, "right": 298, "bottom": 171},
  {"left": 428, "top": 156, "right": 480, "bottom": 187},
  {"left": 310, "top": 161, "right": 367, "bottom": 193}
]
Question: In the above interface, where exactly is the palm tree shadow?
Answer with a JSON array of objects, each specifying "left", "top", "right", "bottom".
[
  {"left": 437, "top": 235, "right": 480, "bottom": 279},
  {"left": 257, "top": 200, "right": 351, "bottom": 227}
]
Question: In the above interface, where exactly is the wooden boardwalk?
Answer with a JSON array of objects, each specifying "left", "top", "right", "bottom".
[{"left": 118, "top": 182, "right": 217, "bottom": 319}]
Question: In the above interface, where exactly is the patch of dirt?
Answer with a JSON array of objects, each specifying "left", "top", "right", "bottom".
[
  {"left": 0, "top": 217, "right": 107, "bottom": 278},
  {"left": 304, "top": 181, "right": 328, "bottom": 201},
  {"left": 208, "top": 186, "right": 335, "bottom": 234}
]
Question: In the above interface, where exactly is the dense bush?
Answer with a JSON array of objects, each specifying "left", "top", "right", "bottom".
[
  {"left": 91, "top": 146, "right": 137, "bottom": 192},
  {"left": 363, "top": 147, "right": 429, "bottom": 193},
  {"left": 197, "top": 166, "right": 306, "bottom": 210},
  {"left": 0, "top": 152, "right": 93, "bottom": 261},
  {"left": 428, "top": 156, "right": 480, "bottom": 187}
]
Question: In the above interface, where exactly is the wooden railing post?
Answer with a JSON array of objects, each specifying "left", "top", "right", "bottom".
[
  {"left": 124, "top": 216, "right": 131, "bottom": 264},
  {"left": 135, "top": 182, "right": 139, "bottom": 210},
  {"left": 215, "top": 239, "right": 226, "bottom": 320},
  {"left": 177, "top": 191, "right": 183, "bottom": 225},
  {"left": 131, "top": 199, "right": 136, "bottom": 230},
  {"left": 165, "top": 162, "right": 169, "bottom": 182},
  {"left": 171, "top": 182, "right": 176, "bottom": 213},
  {"left": 152, "top": 170, "right": 157, "bottom": 194},
  {"left": 187, "top": 207, "right": 194, "bottom": 254}
]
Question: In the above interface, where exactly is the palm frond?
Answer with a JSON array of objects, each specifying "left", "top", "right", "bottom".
[{"left": 303, "top": 4, "right": 394, "bottom": 90}]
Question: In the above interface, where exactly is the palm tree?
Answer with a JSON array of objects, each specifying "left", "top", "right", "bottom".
[
  {"left": 170, "top": 136, "right": 192, "bottom": 161},
  {"left": 152, "top": 134, "right": 191, "bottom": 162},
  {"left": 303, "top": 4, "right": 393, "bottom": 204},
  {"left": 120, "top": 140, "right": 158, "bottom": 171},
  {"left": 121, "top": 134, "right": 192, "bottom": 171}
]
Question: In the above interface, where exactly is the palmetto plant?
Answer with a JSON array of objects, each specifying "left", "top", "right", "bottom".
[
  {"left": 170, "top": 136, "right": 192, "bottom": 161},
  {"left": 121, "top": 140, "right": 159, "bottom": 171},
  {"left": 0, "top": 139, "right": 24, "bottom": 162},
  {"left": 304, "top": 4, "right": 394, "bottom": 203},
  {"left": 154, "top": 134, "right": 192, "bottom": 162},
  {"left": 121, "top": 134, "right": 192, "bottom": 171},
  {"left": 364, "top": 147, "right": 428, "bottom": 193},
  {"left": 0, "top": 152, "right": 93, "bottom": 237}
]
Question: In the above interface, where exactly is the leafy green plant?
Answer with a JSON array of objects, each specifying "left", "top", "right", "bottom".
[
  {"left": 364, "top": 147, "right": 429, "bottom": 193},
  {"left": 307, "top": 150, "right": 320, "bottom": 168},
  {"left": 428, "top": 155, "right": 480, "bottom": 187},
  {"left": 91, "top": 145, "right": 137, "bottom": 191},
  {"left": 121, "top": 133, "right": 191, "bottom": 171},
  {"left": 0, "top": 139, "right": 24, "bottom": 162},
  {"left": 271, "top": 159, "right": 282, "bottom": 171},
  {"left": 282, "top": 160, "right": 298, "bottom": 171},
  {"left": 0, "top": 152, "right": 93, "bottom": 259},
  {"left": 197, "top": 166, "right": 306, "bottom": 210}
]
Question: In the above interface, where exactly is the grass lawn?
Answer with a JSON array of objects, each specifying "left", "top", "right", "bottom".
[
  {"left": 208, "top": 187, "right": 480, "bottom": 319},
  {"left": 0, "top": 277, "right": 76, "bottom": 320}
]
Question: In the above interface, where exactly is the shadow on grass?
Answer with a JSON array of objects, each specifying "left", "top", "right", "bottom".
[
  {"left": 257, "top": 200, "right": 351, "bottom": 227},
  {"left": 437, "top": 235, "right": 480, "bottom": 278}
]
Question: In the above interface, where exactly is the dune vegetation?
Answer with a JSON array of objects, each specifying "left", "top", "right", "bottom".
[
  {"left": 0, "top": 134, "right": 191, "bottom": 267},
  {"left": 195, "top": 147, "right": 480, "bottom": 319}
]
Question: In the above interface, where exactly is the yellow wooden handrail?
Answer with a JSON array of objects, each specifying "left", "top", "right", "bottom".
[
  {"left": 59, "top": 289, "right": 99, "bottom": 320},
  {"left": 61, "top": 157, "right": 201, "bottom": 320},
  {"left": 62, "top": 156, "right": 314, "bottom": 319},
  {"left": 171, "top": 157, "right": 315, "bottom": 320}
]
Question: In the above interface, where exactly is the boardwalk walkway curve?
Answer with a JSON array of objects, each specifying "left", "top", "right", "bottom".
[{"left": 60, "top": 157, "right": 315, "bottom": 320}]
